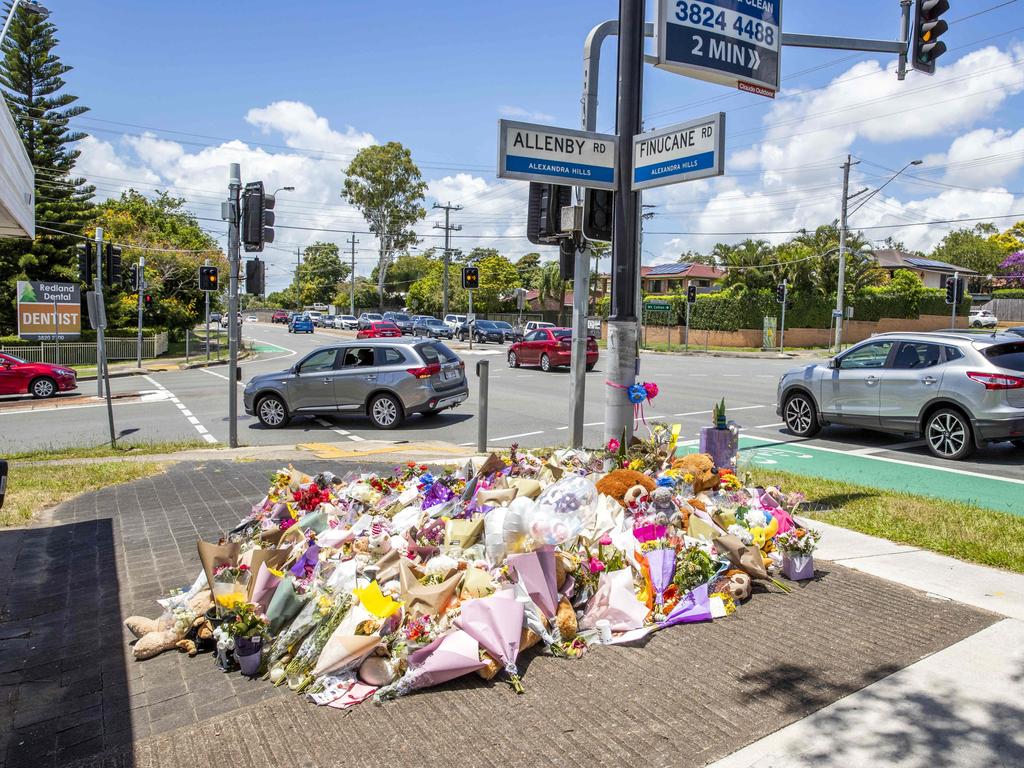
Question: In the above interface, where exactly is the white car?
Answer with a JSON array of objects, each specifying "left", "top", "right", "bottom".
[
  {"left": 334, "top": 315, "right": 358, "bottom": 330},
  {"left": 307, "top": 311, "right": 324, "bottom": 326},
  {"left": 443, "top": 314, "right": 467, "bottom": 331},
  {"left": 246, "top": 315, "right": 257, "bottom": 322},
  {"left": 969, "top": 309, "right": 998, "bottom": 328}
]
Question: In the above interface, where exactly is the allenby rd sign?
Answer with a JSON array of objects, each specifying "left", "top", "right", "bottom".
[
  {"left": 655, "top": 0, "right": 782, "bottom": 97},
  {"left": 633, "top": 112, "right": 725, "bottom": 191},
  {"left": 497, "top": 119, "right": 618, "bottom": 191}
]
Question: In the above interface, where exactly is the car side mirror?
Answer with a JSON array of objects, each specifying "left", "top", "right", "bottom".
[{"left": 827, "top": 357, "right": 839, "bottom": 370}]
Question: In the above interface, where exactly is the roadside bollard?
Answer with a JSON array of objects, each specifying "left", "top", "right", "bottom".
[{"left": 476, "top": 359, "right": 489, "bottom": 453}]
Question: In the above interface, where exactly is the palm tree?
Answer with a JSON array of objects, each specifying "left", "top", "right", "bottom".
[{"left": 538, "top": 261, "right": 569, "bottom": 325}]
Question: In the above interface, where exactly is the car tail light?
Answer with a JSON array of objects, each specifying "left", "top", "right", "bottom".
[
  {"left": 559, "top": 336, "right": 571, "bottom": 347},
  {"left": 966, "top": 371, "right": 1024, "bottom": 390},
  {"left": 407, "top": 363, "right": 442, "bottom": 379}
]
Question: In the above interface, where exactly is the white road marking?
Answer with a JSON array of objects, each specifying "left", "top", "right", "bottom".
[
  {"left": 142, "top": 375, "right": 219, "bottom": 444},
  {"left": 850, "top": 439, "right": 926, "bottom": 455},
  {"left": 750, "top": 422, "right": 786, "bottom": 429},
  {"left": 199, "top": 368, "right": 228, "bottom": 381},
  {"left": 490, "top": 430, "right": 545, "bottom": 441},
  {"left": 673, "top": 405, "right": 766, "bottom": 417},
  {"left": 315, "top": 416, "right": 366, "bottom": 442},
  {"left": 247, "top": 337, "right": 298, "bottom": 365}
]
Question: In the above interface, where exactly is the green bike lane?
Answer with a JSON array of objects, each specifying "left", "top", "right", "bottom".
[{"left": 680, "top": 435, "right": 1024, "bottom": 515}]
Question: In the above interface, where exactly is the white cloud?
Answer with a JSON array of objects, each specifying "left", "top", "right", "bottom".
[
  {"left": 499, "top": 105, "right": 556, "bottom": 123},
  {"left": 924, "top": 127, "right": 1024, "bottom": 187}
]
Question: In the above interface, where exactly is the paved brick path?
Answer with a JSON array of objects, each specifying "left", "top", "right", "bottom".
[{"left": 0, "top": 460, "right": 999, "bottom": 768}]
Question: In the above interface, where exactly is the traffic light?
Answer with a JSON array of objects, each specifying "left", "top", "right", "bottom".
[
  {"left": 687, "top": 285, "right": 697, "bottom": 303},
  {"left": 583, "top": 189, "right": 613, "bottom": 242},
  {"left": 945, "top": 276, "right": 964, "bottom": 305},
  {"left": 245, "top": 258, "right": 265, "bottom": 295},
  {"left": 143, "top": 293, "right": 154, "bottom": 309},
  {"left": 527, "top": 182, "right": 571, "bottom": 245},
  {"left": 77, "top": 241, "right": 93, "bottom": 283},
  {"left": 912, "top": 0, "right": 949, "bottom": 75},
  {"left": 199, "top": 265, "right": 219, "bottom": 292},
  {"left": 104, "top": 243, "right": 122, "bottom": 287},
  {"left": 462, "top": 266, "right": 479, "bottom": 290},
  {"left": 558, "top": 239, "right": 575, "bottom": 281},
  {"left": 776, "top": 283, "right": 787, "bottom": 304},
  {"left": 127, "top": 263, "right": 139, "bottom": 291},
  {"left": 242, "top": 181, "right": 275, "bottom": 252}
]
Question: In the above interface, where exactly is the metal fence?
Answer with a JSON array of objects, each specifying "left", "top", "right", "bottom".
[{"left": 0, "top": 332, "right": 169, "bottom": 366}]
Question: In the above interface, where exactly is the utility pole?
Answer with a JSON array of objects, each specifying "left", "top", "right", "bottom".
[
  {"left": 347, "top": 234, "right": 359, "bottom": 316},
  {"left": 604, "top": 0, "right": 645, "bottom": 448},
  {"left": 295, "top": 246, "right": 301, "bottom": 306},
  {"left": 225, "top": 163, "right": 242, "bottom": 448},
  {"left": 433, "top": 202, "right": 462, "bottom": 316},
  {"left": 835, "top": 155, "right": 861, "bottom": 352},
  {"left": 94, "top": 227, "right": 105, "bottom": 398},
  {"left": 135, "top": 256, "right": 145, "bottom": 369}
]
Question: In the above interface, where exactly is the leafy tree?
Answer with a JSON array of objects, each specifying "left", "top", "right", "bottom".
[
  {"left": 372, "top": 251, "right": 436, "bottom": 298},
  {"left": 990, "top": 220, "right": 1024, "bottom": 255},
  {"left": 998, "top": 251, "right": 1024, "bottom": 288},
  {"left": 515, "top": 252, "right": 542, "bottom": 290},
  {"left": 0, "top": 2, "right": 94, "bottom": 334},
  {"left": 677, "top": 248, "right": 718, "bottom": 266},
  {"left": 538, "top": 261, "right": 569, "bottom": 325},
  {"left": 333, "top": 277, "right": 379, "bottom": 312},
  {"left": 266, "top": 288, "right": 298, "bottom": 308},
  {"left": 341, "top": 142, "right": 427, "bottom": 311},
  {"left": 406, "top": 253, "right": 520, "bottom": 313},
  {"left": 295, "top": 241, "right": 351, "bottom": 306},
  {"left": 793, "top": 223, "right": 878, "bottom": 298},
  {"left": 931, "top": 225, "right": 1007, "bottom": 290},
  {"left": 91, "top": 191, "right": 225, "bottom": 329},
  {"left": 719, "top": 239, "right": 776, "bottom": 291}
]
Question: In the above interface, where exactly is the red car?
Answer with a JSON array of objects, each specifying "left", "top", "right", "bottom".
[
  {"left": 0, "top": 352, "right": 78, "bottom": 398},
  {"left": 271, "top": 310, "right": 290, "bottom": 324},
  {"left": 356, "top": 321, "right": 402, "bottom": 339},
  {"left": 507, "top": 328, "right": 598, "bottom": 372}
]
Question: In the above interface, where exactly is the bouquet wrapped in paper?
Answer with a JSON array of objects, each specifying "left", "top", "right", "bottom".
[
  {"left": 456, "top": 593, "right": 527, "bottom": 693},
  {"left": 375, "top": 629, "right": 487, "bottom": 701}
]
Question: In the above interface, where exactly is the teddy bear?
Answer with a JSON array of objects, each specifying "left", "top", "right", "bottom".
[
  {"left": 124, "top": 590, "right": 215, "bottom": 660},
  {"left": 671, "top": 453, "right": 721, "bottom": 493},
  {"left": 595, "top": 469, "right": 656, "bottom": 508}
]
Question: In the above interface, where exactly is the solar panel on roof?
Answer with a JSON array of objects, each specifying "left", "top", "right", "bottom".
[
  {"left": 905, "top": 257, "right": 960, "bottom": 271},
  {"left": 646, "top": 262, "right": 691, "bottom": 275}
]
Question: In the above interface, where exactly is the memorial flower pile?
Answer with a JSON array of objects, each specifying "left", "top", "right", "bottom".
[{"left": 126, "top": 430, "right": 820, "bottom": 709}]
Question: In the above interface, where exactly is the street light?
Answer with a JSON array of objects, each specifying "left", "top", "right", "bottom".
[
  {"left": 1, "top": 0, "right": 50, "bottom": 49},
  {"left": 847, "top": 159, "right": 923, "bottom": 219},
  {"left": 272, "top": 186, "right": 294, "bottom": 196}
]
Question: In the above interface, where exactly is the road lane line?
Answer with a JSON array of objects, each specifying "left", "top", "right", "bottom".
[
  {"left": 750, "top": 422, "right": 785, "bottom": 429},
  {"left": 851, "top": 439, "right": 926, "bottom": 455},
  {"left": 490, "top": 430, "right": 545, "bottom": 441},
  {"left": 200, "top": 368, "right": 229, "bottom": 381},
  {"left": 143, "top": 374, "right": 219, "bottom": 444},
  {"left": 673, "top": 405, "right": 766, "bottom": 417},
  {"left": 314, "top": 416, "right": 365, "bottom": 442}
]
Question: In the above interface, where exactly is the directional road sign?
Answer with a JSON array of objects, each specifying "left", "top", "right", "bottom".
[
  {"left": 498, "top": 119, "right": 618, "bottom": 191},
  {"left": 655, "top": 0, "right": 782, "bottom": 97},
  {"left": 632, "top": 112, "right": 725, "bottom": 191}
]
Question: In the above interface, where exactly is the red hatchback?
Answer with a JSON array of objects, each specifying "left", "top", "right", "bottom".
[
  {"left": 357, "top": 321, "right": 402, "bottom": 339},
  {"left": 0, "top": 352, "right": 78, "bottom": 398},
  {"left": 507, "top": 328, "right": 599, "bottom": 372}
]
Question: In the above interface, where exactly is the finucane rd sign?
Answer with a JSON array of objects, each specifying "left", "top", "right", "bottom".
[
  {"left": 16, "top": 280, "right": 82, "bottom": 340},
  {"left": 633, "top": 112, "right": 725, "bottom": 191},
  {"left": 497, "top": 119, "right": 618, "bottom": 191}
]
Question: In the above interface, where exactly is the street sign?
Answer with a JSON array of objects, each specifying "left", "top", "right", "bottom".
[
  {"left": 632, "top": 112, "right": 725, "bottom": 191},
  {"left": 655, "top": 0, "right": 782, "bottom": 97},
  {"left": 644, "top": 299, "right": 672, "bottom": 312},
  {"left": 498, "top": 119, "right": 617, "bottom": 190},
  {"left": 16, "top": 281, "right": 81, "bottom": 340}
]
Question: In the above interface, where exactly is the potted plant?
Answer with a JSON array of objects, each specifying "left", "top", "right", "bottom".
[
  {"left": 775, "top": 527, "right": 821, "bottom": 581},
  {"left": 713, "top": 398, "right": 728, "bottom": 430},
  {"left": 224, "top": 601, "right": 270, "bottom": 677},
  {"left": 699, "top": 398, "right": 739, "bottom": 471}
]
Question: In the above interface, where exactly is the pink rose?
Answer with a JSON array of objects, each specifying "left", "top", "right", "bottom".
[
  {"left": 607, "top": 438, "right": 621, "bottom": 452},
  {"left": 599, "top": 535, "right": 613, "bottom": 546},
  {"left": 588, "top": 556, "right": 606, "bottom": 574}
]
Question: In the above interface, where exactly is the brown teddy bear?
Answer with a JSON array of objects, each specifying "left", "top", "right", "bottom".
[
  {"left": 595, "top": 469, "right": 656, "bottom": 508},
  {"left": 124, "top": 590, "right": 214, "bottom": 660},
  {"left": 671, "top": 453, "right": 721, "bottom": 493}
]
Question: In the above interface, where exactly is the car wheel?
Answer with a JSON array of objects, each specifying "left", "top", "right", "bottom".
[
  {"left": 783, "top": 392, "right": 820, "bottom": 437},
  {"left": 925, "top": 408, "right": 974, "bottom": 460},
  {"left": 971, "top": 321, "right": 982, "bottom": 328},
  {"left": 586, "top": 363, "right": 595, "bottom": 372},
  {"left": 29, "top": 376, "right": 57, "bottom": 399},
  {"left": 256, "top": 395, "right": 290, "bottom": 428},
  {"left": 540, "top": 353, "right": 553, "bottom": 372},
  {"left": 369, "top": 393, "right": 404, "bottom": 429},
  {"left": 508, "top": 350, "right": 519, "bottom": 368}
]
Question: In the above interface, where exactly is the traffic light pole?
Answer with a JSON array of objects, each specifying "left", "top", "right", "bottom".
[
  {"left": 779, "top": 279, "right": 788, "bottom": 355},
  {"left": 94, "top": 227, "right": 105, "bottom": 399},
  {"left": 226, "top": 163, "right": 241, "bottom": 448},
  {"left": 835, "top": 155, "right": 854, "bottom": 352},
  {"left": 347, "top": 234, "right": 358, "bottom": 316},
  {"left": 136, "top": 257, "right": 145, "bottom": 369},
  {"left": 204, "top": 258, "right": 211, "bottom": 362},
  {"left": 951, "top": 271, "right": 959, "bottom": 329}
]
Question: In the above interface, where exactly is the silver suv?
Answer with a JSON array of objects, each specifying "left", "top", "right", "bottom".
[
  {"left": 243, "top": 339, "right": 468, "bottom": 430},
  {"left": 777, "top": 331, "right": 1024, "bottom": 460}
]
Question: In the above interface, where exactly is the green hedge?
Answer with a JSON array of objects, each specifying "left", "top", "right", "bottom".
[{"left": 993, "top": 289, "right": 1024, "bottom": 299}]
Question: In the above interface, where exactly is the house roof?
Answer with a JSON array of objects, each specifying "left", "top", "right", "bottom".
[
  {"left": 873, "top": 249, "right": 977, "bottom": 275},
  {"left": 641, "top": 262, "right": 725, "bottom": 279}
]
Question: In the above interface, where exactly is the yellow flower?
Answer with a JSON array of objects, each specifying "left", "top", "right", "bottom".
[
  {"left": 267, "top": 567, "right": 284, "bottom": 578},
  {"left": 629, "top": 459, "right": 643, "bottom": 471},
  {"left": 683, "top": 472, "right": 695, "bottom": 485}
]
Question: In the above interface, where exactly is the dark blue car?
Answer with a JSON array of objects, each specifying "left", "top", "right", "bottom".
[{"left": 288, "top": 314, "right": 314, "bottom": 334}]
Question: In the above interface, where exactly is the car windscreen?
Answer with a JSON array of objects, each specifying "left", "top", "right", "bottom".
[
  {"left": 984, "top": 342, "right": 1024, "bottom": 372},
  {"left": 427, "top": 319, "right": 446, "bottom": 326},
  {"left": 552, "top": 330, "right": 573, "bottom": 339},
  {"left": 1, "top": 353, "right": 26, "bottom": 364},
  {"left": 416, "top": 341, "right": 459, "bottom": 364},
  {"left": 493, "top": 322, "right": 512, "bottom": 329},
  {"left": 392, "top": 314, "right": 410, "bottom": 321},
  {"left": 475, "top": 320, "right": 495, "bottom": 329}
]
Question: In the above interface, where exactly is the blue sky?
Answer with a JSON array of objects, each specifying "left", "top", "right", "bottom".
[{"left": 42, "top": 0, "right": 1024, "bottom": 290}]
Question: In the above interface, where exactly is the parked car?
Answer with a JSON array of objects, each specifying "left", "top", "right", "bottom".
[
  {"left": 777, "top": 331, "right": 1024, "bottom": 460},
  {"left": 0, "top": 352, "right": 78, "bottom": 399},
  {"left": 271, "top": 310, "right": 290, "bottom": 324},
  {"left": 221, "top": 312, "right": 242, "bottom": 327},
  {"left": 307, "top": 311, "right": 324, "bottom": 326},
  {"left": 320, "top": 314, "right": 336, "bottom": 328},
  {"left": 507, "top": 328, "right": 598, "bottom": 372},
  {"left": 491, "top": 320, "right": 515, "bottom": 341},
  {"left": 357, "top": 321, "right": 402, "bottom": 339},
  {"left": 334, "top": 314, "right": 358, "bottom": 330},
  {"left": 443, "top": 314, "right": 467, "bottom": 331},
  {"left": 209, "top": 312, "right": 223, "bottom": 325},
  {"left": 1005, "top": 327, "right": 1024, "bottom": 338},
  {"left": 457, "top": 319, "right": 506, "bottom": 344},
  {"left": 513, "top": 320, "right": 555, "bottom": 342},
  {"left": 288, "top": 314, "right": 314, "bottom": 334},
  {"left": 969, "top": 309, "right": 998, "bottom": 328},
  {"left": 246, "top": 314, "right": 258, "bottom": 322},
  {"left": 358, "top": 312, "right": 384, "bottom": 330},
  {"left": 383, "top": 311, "right": 415, "bottom": 334},
  {"left": 243, "top": 339, "right": 469, "bottom": 429},
  {"left": 413, "top": 317, "right": 454, "bottom": 339}
]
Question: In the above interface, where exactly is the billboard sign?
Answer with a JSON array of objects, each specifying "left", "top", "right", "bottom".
[{"left": 16, "top": 280, "right": 81, "bottom": 340}]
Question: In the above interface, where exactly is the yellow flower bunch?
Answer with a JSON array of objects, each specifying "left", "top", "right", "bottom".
[{"left": 710, "top": 592, "right": 736, "bottom": 615}]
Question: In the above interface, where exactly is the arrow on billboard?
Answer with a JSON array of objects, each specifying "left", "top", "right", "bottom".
[{"left": 750, "top": 48, "right": 761, "bottom": 69}]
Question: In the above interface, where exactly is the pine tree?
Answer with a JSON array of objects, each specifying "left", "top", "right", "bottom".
[{"left": 0, "top": 2, "right": 93, "bottom": 334}]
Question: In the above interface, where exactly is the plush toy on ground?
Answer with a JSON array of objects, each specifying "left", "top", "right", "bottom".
[
  {"left": 671, "top": 453, "right": 721, "bottom": 493},
  {"left": 124, "top": 590, "right": 215, "bottom": 660},
  {"left": 595, "top": 469, "right": 656, "bottom": 508}
]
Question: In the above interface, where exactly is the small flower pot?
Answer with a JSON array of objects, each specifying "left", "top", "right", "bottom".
[
  {"left": 234, "top": 636, "right": 263, "bottom": 677},
  {"left": 782, "top": 553, "right": 815, "bottom": 581}
]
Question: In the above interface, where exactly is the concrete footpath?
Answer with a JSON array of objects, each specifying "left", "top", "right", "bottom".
[{"left": 710, "top": 521, "right": 1024, "bottom": 767}]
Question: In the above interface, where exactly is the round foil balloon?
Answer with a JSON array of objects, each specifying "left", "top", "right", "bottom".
[
  {"left": 528, "top": 475, "right": 597, "bottom": 546},
  {"left": 501, "top": 496, "right": 535, "bottom": 554}
]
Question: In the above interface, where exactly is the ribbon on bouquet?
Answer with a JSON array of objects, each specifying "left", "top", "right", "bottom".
[{"left": 605, "top": 380, "right": 659, "bottom": 428}]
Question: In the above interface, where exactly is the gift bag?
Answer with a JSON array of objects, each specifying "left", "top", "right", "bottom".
[{"left": 445, "top": 516, "right": 484, "bottom": 549}]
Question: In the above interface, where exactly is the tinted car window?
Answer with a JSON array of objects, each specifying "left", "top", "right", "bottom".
[
  {"left": 298, "top": 349, "right": 338, "bottom": 373},
  {"left": 944, "top": 346, "right": 965, "bottom": 362},
  {"left": 525, "top": 331, "right": 545, "bottom": 342},
  {"left": 427, "top": 319, "right": 446, "bottom": 327},
  {"left": 377, "top": 347, "right": 406, "bottom": 365},
  {"left": 493, "top": 322, "right": 513, "bottom": 330},
  {"left": 839, "top": 341, "right": 893, "bottom": 369},
  {"left": 892, "top": 342, "right": 942, "bottom": 369},
  {"left": 552, "top": 330, "right": 573, "bottom": 339},
  {"left": 416, "top": 342, "right": 459, "bottom": 364},
  {"left": 985, "top": 342, "right": 1024, "bottom": 372},
  {"left": 475, "top": 320, "right": 494, "bottom": 329},
  {"left": 340, "top": 347, "right": 375, "bottom": 367}
]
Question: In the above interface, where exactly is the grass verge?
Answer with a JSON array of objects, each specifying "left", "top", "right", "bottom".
[
  {"left": 748, "top": 468, "right": 1024, "bottom": 574},
  {"left": 4, "top": 439, "right": 214, "bottom": 462},
  {"left": 2, "top": 461, "right": 166, "bottom": 526}
]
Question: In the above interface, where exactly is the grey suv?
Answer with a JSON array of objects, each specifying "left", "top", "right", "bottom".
[
  {"left": 243, "top": 339, "right": 468, "bottom": 430},
  {"left": 777, "top": 331, "right": 1024, "bottom": 460}
]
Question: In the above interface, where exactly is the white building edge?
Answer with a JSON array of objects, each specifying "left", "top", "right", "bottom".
[{"left": 0, "top": 99, "right": 33, "bottom": 239}]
